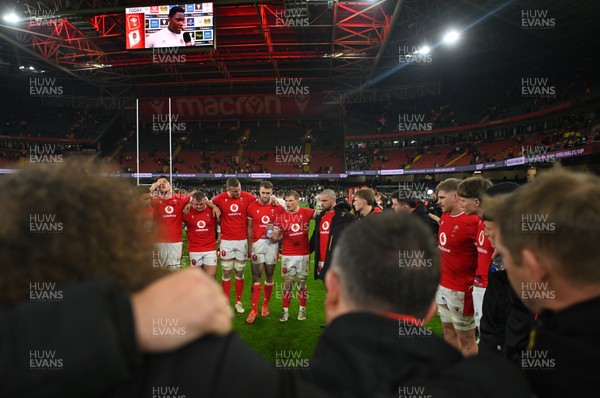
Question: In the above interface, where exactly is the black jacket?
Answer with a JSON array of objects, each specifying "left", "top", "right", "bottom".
[
  {"left": 2, "top": 278, "right": 141, "bottom": 398},
  {"left": 412, "top": 203, "right": 439, "bottom": 237},
  {"left": 302, "top": 312, "right": 531, "bottom": 398},
  {"left": 524, "top": 296, "right": 600, "bottom": 398},
  {"left": 309, "top": 203, "right": 355, "bottom": 281},
  {"left": 479, "top": 266, "right": 532, "bottom": 363}
]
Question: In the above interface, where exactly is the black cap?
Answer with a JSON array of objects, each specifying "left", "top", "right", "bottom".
[{"left": 483, "top": 182, "right": 520, "bottom": 199}]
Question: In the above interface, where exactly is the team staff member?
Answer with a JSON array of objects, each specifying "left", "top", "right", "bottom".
[
  {"left": 391, "top": 189, "right": 439, "bottom": 236},
  {"left": 272, "top": 190, "right": 316, "bottom": 322},
  {"left": 457, "top": 177, "right": 494, "bottom": 331},
  {"left": 245, "top": 181, "right": 284, "bottom": 324},
  {"left": 485, "top": 166, "right": 600, "bottom": 398},
  {"left": 183, "top": 191, "right": 219, "bottom": 278},
  {"left": 309, "top": 189, "right": 354, "bottom": 283},
  {"left": 436, "top": 178, "right": 479, "bottom": 356}
]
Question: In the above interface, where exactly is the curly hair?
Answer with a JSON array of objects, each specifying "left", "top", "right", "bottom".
[{"left": 0, "top": 162, "right": 169, "bottom": 305}]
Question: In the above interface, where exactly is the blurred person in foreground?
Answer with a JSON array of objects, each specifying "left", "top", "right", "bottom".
[
  {"left": 0, "top": 163, "right": 232, "bottom": 397},
  {"left": 484, "top": 165, "right": 600, "bottom": 398}
]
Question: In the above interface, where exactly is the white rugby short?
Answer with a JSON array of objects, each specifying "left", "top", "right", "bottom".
[
  {"left": 251, "top": 239, "right": 279, "bottom": 265},
  {"left": 219, "top": 239, "right": 248, "bottom": 261},
  {"left": 189, "top": 251, "right": 217, "bottom": 267},
  {"left": 281, "top": 255, "right": 309, "bottom": 279},
  {"left": 435, "top": 285, "right": 475, "bottom": 331}
]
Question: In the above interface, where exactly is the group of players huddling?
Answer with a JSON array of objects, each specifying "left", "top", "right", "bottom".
[{"left": 148, "top": 176, "right": 317, "bottom": 324}]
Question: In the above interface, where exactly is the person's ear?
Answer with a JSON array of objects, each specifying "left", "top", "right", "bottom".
[
  {"left": 324, "top": 269, "right": 341, "bottom": 310},
  {"left": 521, "top": 249, "right": 549, "bottom": 283}
]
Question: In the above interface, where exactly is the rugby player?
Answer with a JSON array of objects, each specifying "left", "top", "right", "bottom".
[
  {"left": 457, "top": 176, "right": 494, "bottom": 332},
  {"left": 149, "top": 176, "right": 191, "bottom": 269},
  {"left": 211, "top": 178, "right": 256, "bottom": 313},
  {"left": 183, "top": 191, "right": 219, "bottom": 278},
  {"left": 436, "top": 178, "right": 480, "bottom": 356},
  {"left": 272, "top": 190, "right": 316, "bottom": 322},
  {"left": 245, "top": 181, "right": 285, "bottom": 323}
]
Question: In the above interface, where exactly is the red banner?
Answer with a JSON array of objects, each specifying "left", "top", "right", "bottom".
[{"left": 138, "top": 95, "right": 337, "bottom": 120}]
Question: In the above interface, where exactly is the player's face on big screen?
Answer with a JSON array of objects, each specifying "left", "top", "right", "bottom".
[
  {"left": 259, "top": 187, "right": 272, "bottom": 204},
  {"left": 168, "top": 12, "right": 185, "bottom": 34}
]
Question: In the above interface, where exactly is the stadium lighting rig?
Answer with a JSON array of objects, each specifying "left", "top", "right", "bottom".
[{"left": 2, "top": 11, "right": 19, "bottom": 23}]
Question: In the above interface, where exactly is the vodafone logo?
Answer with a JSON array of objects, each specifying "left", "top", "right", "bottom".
[
  {"left": 197, "top": 220, "right": 206, "bottom": 229},
  {"left": 478, "top": 230, "right": 485, "bottom": 246},
  {"left": 230, "top": 204, "right": 239, "bottom": 212},
  {"left": 261, "top": 215, "right": 270, "bottom": 224},
  {"left": 321, "top": 221, "right": 330, "bottom": 231},
  {"left": 291, "top": 223, "right": 300, "bottom": 233},
  {"left": 165, "top": 206, "right": 174, "bottom": 214},
  {"left": 439, "top": 232, "right": 447, "bottom": 246}
]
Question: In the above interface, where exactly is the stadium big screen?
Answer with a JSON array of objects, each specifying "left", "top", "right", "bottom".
[{"left": 125, "top": 3, "right": 214, "bottom": 49}]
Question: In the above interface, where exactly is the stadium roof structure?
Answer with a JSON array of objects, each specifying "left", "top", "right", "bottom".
[{"left": 0, "top": 0, "right": 598, "bottom": 105}]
